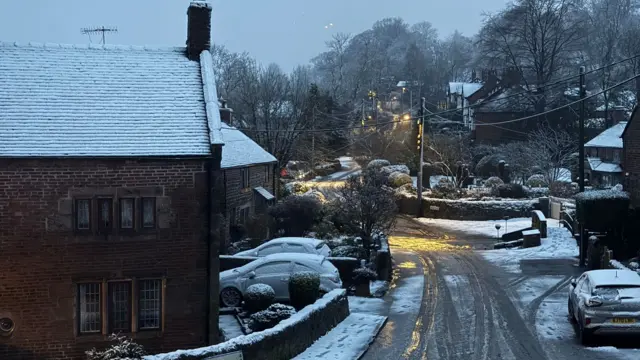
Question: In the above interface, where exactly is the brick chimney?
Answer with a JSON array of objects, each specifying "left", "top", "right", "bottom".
[
  {"left": 186, "top": 1, "right": 212, "bottom": 61},
  {"left": 219, "top": 98, "right": 234, "bottom": 125}
]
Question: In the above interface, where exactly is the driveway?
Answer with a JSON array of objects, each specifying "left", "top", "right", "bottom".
[{"left": 363, "top": 216, "right": 635, "bottom": 360}]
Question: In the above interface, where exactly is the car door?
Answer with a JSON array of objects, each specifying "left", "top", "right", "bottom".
[
  {"left": 570, "top": 275, "right": 586, "bottom": 316},
  {"left": 250, "top": 261, "right": 293, "bottom": 300}
]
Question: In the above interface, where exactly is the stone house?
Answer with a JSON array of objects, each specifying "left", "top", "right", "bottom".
[
  {"left": 585, "top": 121, "right": 627, "bottom": 188},
  {"left": 0, "top": 2, "right": 233, "bottom": 359},
  {"left": 218, "top": 103, "right": 278, "bottom": 248}
]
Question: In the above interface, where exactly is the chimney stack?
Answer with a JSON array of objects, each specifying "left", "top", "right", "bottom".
[
  {"left": 219, "top": 98, "right": 234, "bottom": 125},
  {"left": 186, "top": 1, "right": 212, "bottom": 61}
]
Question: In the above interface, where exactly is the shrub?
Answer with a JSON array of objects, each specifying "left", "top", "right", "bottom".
[
  {"left": 352, "top": 267, "right": 378, "bottom": 284},
  {"left": 550, "top": 181, "right": 576, "bottom": 198},
  {"left": 291, "top": 182, "right": 311, "bottom": 195},
  {"left": 496, "top": 183, "right": 527, "bottom": 199},
  {"left": 332, "top": 245, "right": 366, "bottom": 258},
  {"left": 475, "top": 154, "right": 503, "bottom": 177},
  {"left": 248, "top": 303, "right": 297, "bottom": 332},
  {"left": 526, "top": 174, "right": 548, "bottom": 188},
  {"left": 395, "top": 183, "right": 417, "bottom": 196},
  {"left": 380, "top": 164, "right": 410, "bottom": 175},
  {"left": 288, "top": 271, "right": 321, "bottom": 309},
  {"left": 484, "top": 176, "right": 504, "bottom": 188},
  {"left": 243, "top": 284, "right": 276, "bottom": 313},
  {"left": 367, "top": 159, "right": 391, "bottom": 169},
  {"left": 86, "top": 334, "right": 145, "bottom": 360},
  {"left": 269, "top": 196, "right": 324, "bottom": 236},
  {"left": 389, "top": 172, "right": 412, "bottom": 188},
  {"left": 302, "top": 189, "right": 327, "bottom": 203}
]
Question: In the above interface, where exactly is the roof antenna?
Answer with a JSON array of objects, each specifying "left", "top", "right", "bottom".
[{"left": 81, "top": 26, "right": 118, "bottom": 45}]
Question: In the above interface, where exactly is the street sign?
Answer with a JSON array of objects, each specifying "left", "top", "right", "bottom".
[{"left": 204, "top": 351, "right": 243, "bottom": 360}]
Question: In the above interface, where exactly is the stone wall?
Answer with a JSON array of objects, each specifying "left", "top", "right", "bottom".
[
  {"left": 146, "top": 289, "right": 350, "bottom": 360},
  {"left": 396, "top": 194, "right": 537, "bottom": 220}
]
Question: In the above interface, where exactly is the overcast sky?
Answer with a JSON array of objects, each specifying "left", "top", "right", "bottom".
[{"left": 0, "top": 0, "right": 509, "bottom": 71}]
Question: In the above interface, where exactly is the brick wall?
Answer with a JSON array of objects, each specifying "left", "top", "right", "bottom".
[
  {"left": 624, "top": 113, "right": 640, "bottom": 206},
  {"left": 223, "top": 163, "right": 277, "bottom": 246},
  {"left": 0, "top": 158, "right": 215, "bottom": 360}
]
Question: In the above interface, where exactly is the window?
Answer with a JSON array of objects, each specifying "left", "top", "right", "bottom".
[
  {"left": 241, "top": 168, "right": 250, "bottom": 188},
  {"left": 141, "top": 198, "right": 156, "bottom": 229},
  {"left": 239, "top": 207, "right": 250, "bottom": 225},
  {"left": 138, "top": 280, "right": 162, "bottom": 330},
  {"left": 98, "top": 198, "right": 113, "bottom": 233},
  {"left": 613, "top": 149, "right": 621, "bottom": 163},
  {"left": 255, "top": 261, "right": 291, "bottom": 275},
  {"left": 78, "top": 283, "right": 101, "bottom": 334},
  {"left": 293, "top": 263, "right": 315, "bottom": 273},
  {"left": 76, "top": 199, "right": 91, "bottom": 230},
  {"left": 257, "top": 244, "right": 282, "bottom": 256},
  {"left": 108, "top": 282, "right": 131, "bottom": 333},
  {"left": 120, "top": 198, "right": 135, "bottom": 229},
  {"left": 265, "top": 165, "right": 270, "bottom": 183},
  {"left": 284, "top": 244, "right": 307, "bottom": 254}
]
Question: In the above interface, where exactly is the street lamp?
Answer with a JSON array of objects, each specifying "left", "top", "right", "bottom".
[
  {"left": 495, "top": 224, "right": 501, "bottom": 239},
  {"left": 403, "top": 114, "right": 411, "bottom": 121}
]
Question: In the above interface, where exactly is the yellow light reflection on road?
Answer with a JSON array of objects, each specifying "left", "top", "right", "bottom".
[
  {"left": 388, "top": 236, "right": 471, "bottom": 252},
  {"left": 397, "top": 261, "right": 417, "bottom": 269}
]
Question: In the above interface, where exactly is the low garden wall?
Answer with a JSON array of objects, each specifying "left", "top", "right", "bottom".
[
  {"left": 396, "top": 194, "right": 538, "bottom": 220},
  {"left": 220, "top": 255, "right": 360, "bottom": 287},
  {"left": 145, "top": 289, "right": 349, "bottom": 360}
]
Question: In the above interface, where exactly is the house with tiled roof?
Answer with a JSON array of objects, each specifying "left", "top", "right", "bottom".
[
  {"left": 585, "top": 121, "right": 627, "bottom": 187},
  {"left": 623, "top": 106, "right": 640, "bottom": 205},
  {"left": 0, "top": 2, "right": 280, "bottom": 359}
]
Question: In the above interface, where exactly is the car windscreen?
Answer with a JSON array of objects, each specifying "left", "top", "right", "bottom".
[{"left": 315, "top": 241, "right": 327, "bottom": 250}]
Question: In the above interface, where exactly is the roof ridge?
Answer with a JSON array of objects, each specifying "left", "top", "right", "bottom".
[
  {"left": 0, "top": 41, "right": 186, "bottom": 52},
  {"left": 199, "top": 50, "right": 224, "bottom": 145}
]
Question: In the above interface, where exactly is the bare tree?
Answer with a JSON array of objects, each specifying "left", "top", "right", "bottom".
[
  {"left": 526, "top": 126, "right": 578, "bottom": 184},
  {"left": 424, "top": 132, "right": 473, "bottom": 188}
]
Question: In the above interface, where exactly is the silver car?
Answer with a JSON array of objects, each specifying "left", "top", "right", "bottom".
[
  {"left": 219, "top": 253, "right": 342, "bottom": 308},
  {"left": 234, "top": 237, "right": 331, "bottom": 258},
  {"left": 568, "top": 269, "right": 640, "bottom": 344}
]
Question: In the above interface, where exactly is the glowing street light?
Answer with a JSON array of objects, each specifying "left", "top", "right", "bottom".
[{"left": 403, "top": 114, "right": 411, "bottom": 121}]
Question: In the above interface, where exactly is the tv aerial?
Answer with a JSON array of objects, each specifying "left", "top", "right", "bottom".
[{"left": 81, "top": 26, "right": 118, "bottom": 44}]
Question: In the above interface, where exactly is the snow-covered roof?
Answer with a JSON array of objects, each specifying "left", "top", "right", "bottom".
[
  {"left": 0, "top": 42, "right": 223, "bottom": 157},
  {"left": 584, "top": 121, "right": 627, "bottom": 149},
  {"left": 268, "top": 237, "right": 324, "bottom": 247},
  {"left": 586, "top": 269, "right": 640, "bottom": 287},
  {"left": 474, "top": 86, "right": 536, "bottom": 113},
  {"left": 449, "top": 82, "right": 483, "bottom": 97},
  {"left": 220, "top": 124, "right": 277, "bottom": 168},
  {"left": 587, "top": 157, "right": 622, "bottom": 173}
]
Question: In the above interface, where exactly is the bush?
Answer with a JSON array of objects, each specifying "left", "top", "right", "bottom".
[
  {"left": 380, "top": 164, "right": 410, "bottom": 175},
  {"left": 249, "top": 303, "right": 297, "bottom": 332},
  {"left": 352, "top": 267, "right": 378, "bottom": 284},
  {"left": 526, "top": 174, "right": 548, "bottom": 188},
  {"left": 288, "top": 271, "right": 321, "bottom": 309},
  {"left": 389, "top": 172, "right": 412, "bottom": 188},
  {"left": 367, "top": 159, "right": 391, "bottom": 169},
  {"left": 575, "top": 190, "right": 629, "bottom": 232},
  {"left": 496, "top": 183, "right": 527, "bottom": 199},
  {"left": 269, "top": 196, "right": 324, "bottom": 236},
  {"left": 243, "top": 284, "right": 276, "bottom": 313},
  {"left": 395, "top": 183, "right": 417, "bottom": 196},
  {"left": 484, "top": 176, "right": 504, "bottom": 188},
  {"left": 86, "top": 334, "right": 145, "bottom": 360},
  {"left": 287, "top": 182, "right": 310, "bottom": 195},
  {"left": 550, "top": 181, "right": 576, "bottom": 198},
  {"left": 332, "top": 245, "right": 366, "bottom": 258},
  {"left": 302, "top": 189, "right": 327, "bottom": 203}
]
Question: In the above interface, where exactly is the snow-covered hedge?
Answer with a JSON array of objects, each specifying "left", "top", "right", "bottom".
[
  {"left": 575, "top": 189, "right": 630, "bottom": 233},
  {"left": 352, "top": 267, "right": 378, "bottom": 283},
  {"left": 526, "top": 174, "right": 548, "bottom": 188},
  {"left": 380, "top": 164, "right": 410, "bottom": 175},
  {"left": 367, "top": 159, "right": 391, "bottom": 169},
  {"left": 243, "top": 284, "right": 276, "bottom": 313},
  {"left": 144, "top": 290, "right": 349, "bottom": 360},
  {"left": 87, "top": 334, "right": 146, "bottom": 360},
  {"left": 389, "top": 172, "right": 412, "bottom": 188},
  {"left": 249, "top": 303, "right": 296, "bottom": 332},
  {"left": 484, "top": 176, "right": 504, "bottom": 187},
  {"left": 289, "top": 271, "right": 321, "bottom": 309}
]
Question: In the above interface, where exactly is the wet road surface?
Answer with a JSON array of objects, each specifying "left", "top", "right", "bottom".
[{"left": 363, "top": 216, "right": 631, "bottom": 360}]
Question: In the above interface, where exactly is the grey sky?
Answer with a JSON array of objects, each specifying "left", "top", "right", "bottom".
[{"left": 0, "top": 0, "right": 509, "bottom": 71}]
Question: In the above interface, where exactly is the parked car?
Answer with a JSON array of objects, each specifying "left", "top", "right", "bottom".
[
  {"left": 234, "top": 237, "right": 331, "bottom": 258},
  {"left": 568, "top": 269, "right": 640, "bottom": 344},
  {"left": 219, "top": 253, "right": 341, "bottom": 307}
]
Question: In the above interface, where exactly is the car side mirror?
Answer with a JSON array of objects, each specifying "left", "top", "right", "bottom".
[{"left": 247, "top": 271, "right": 256, "bottom": 279}]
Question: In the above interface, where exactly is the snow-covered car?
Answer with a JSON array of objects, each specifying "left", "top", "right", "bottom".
[
  {"left": 234, "top": 237, "right": 331, "bottom": 258},
  {"left": 568, "top": 269, "right": 640, "bottom": 344},
  {"left": 219, "top": 253, "right": 342, "bottom": 307}
]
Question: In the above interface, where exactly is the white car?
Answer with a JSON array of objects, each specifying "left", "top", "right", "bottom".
[
  {"left": 219, "top": 253, "right": 342, "bottom": 308},
  {"left": 234, "top": 237, "right": 331, "bottom": 258},
  {"left": 568, "top": 269, "right": 640, "bottom": 344}
]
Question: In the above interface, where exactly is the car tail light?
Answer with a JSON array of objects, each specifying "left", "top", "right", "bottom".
[
  {"left": 586, "top": 297, "right": 603, "bottom": 307},
  {"left": 585, "top": 318, "right": 591, "bottom": 325}
]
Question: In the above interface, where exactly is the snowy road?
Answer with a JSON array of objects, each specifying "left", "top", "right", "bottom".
[{"left": 364, "top": 216, "right": 636, "bottom": 360}]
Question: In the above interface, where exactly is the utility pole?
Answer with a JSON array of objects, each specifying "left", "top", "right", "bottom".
[
  {"left": 579, "top": 66, "right": 586, "bottom": 193},
  {"left": 311, "top": 107, "right": 316, "bottom": 170},
  {"left": 417, "top": 97, "right": 426, "bottom": 217},
  {"left": 578, "top": 66, "right": 586, "bottom": 268}
]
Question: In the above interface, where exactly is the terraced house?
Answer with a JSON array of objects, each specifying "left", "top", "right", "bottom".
[{"left": 0, "top": 2, "right": 277, "bottom": 359}]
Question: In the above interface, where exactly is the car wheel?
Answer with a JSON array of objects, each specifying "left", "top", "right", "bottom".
[
  {"left": 220, "top": 287, "right": 243, "bottom": 308},
  {"left": 567, "top": 299, "right": 575, "bottom": 322},
  {"left": 579, "top": 326, "right": 593, "bottom": 346}
]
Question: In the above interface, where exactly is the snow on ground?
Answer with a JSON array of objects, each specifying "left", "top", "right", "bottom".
[
  {"left": 219, "top": 314, "right": 244, "bottom": 341},
  {"left": 417, "top": 217, "right": 555, "bottom": 238},
  {"left": 535, "top": 287, "right": 574, "bottom": 341},
  {"left": 590, "top": 347, "right": 640, "bottom": 359},
  {"left": 443, "top": 275, "right": 475, "bottom": 319},
  {"left": 514, "top": 276, "right": 565, "bottom": 305},
  {"left": 411, "top": 175, "right": 454, "bottom": 188},
  {"left": 349, "top": 296, "right": 386, "bottom": 315},
  {"left": 390, "top": 275, "right": 424, "bottom": 315},
  {"left": 292, "top": 313, "right": 387, "bottom": 360},
  {"left": 370, "top": 280, "right": 389, "bottom": 297},
  {"left": 480, "top": 226, "right": 578, "bottom": 274}
]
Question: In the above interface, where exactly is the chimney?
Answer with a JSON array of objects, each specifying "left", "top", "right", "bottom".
[
  {"left": 186, "top": 1, "right": 212, "bottom": 61},
  {"left": 219, "top": 98, "right": 234, "bottom": 125}
]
